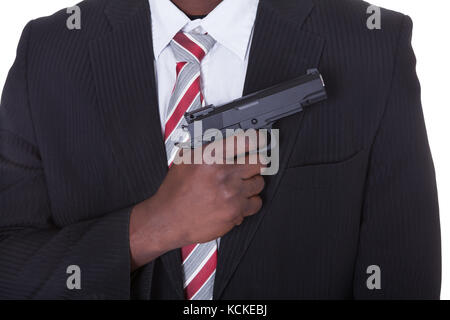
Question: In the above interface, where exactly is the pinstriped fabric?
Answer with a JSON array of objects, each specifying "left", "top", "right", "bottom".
[
  {"left": 163, "top": 31, "right": 218, "bottom": 300},
  {"left": 0, "top": 0, "right": 441, "bottom": 301}
]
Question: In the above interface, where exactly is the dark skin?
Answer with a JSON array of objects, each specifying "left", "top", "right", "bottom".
[
  {"left": 170, "top": 0, "right": 223, "bottom": 16},
  {"left": 130, "top": 136, "right": 266, "bottom": 271},
  {"left": 129, "top": 0, "right": 263, "bottom": 271}
]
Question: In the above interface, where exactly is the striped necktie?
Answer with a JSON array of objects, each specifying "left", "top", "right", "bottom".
[{"left": 165, "top": 31, "right": 217, "bottom": 300}]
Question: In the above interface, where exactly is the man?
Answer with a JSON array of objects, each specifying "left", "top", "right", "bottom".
[{"left": 0, "top": 0, "right": 441, "bottom": 299}]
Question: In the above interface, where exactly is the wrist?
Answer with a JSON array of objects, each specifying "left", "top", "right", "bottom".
[{"left": 129, "top": 194, "right": 177, "bottom": 270}]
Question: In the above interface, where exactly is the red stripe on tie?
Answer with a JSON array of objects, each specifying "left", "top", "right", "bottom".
[
  {"left": 185, "top": 250, "right": 217, "bottom": 299},
  {"left": 164, "top": 76, "right": 201, "bottom": 141},
  {"left": 181, "top": 244, "right": 197, "bottom": 263},
  {"left": 173, "top": 32, "right": 206, "bottom": 61},
  {"left": 172, "top": 62, "right": 188, "bottom": 94},
  {"left": 176, "top": 61, "right": 187, "bottom": 76}
]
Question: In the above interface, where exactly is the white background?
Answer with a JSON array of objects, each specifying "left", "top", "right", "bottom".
[{"left": 0, "top": 0, "right": 449, "bottom": 299}]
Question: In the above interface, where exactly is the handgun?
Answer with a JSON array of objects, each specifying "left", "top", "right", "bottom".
[{"left": 182, "top": 68, "right": 327, "bottom": 148}]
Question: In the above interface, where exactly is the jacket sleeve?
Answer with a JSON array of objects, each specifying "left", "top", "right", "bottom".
[
  {"left": 0, "top": 22, "right": 132, "bottom": 300},
  {"left": 352, "top": 16, "right": 441, "bottom": 299}
]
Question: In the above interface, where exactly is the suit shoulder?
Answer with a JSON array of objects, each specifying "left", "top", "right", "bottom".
[
  {"left": 306, "top": 0, "right": 413, "bottom": 59},
  {"left": 31, "top": 0, "right": 108, "bottom": 24},
  {"left": 26, "top": 0, "right": 110, "bottom": 43},
  {"left": 311, "top": 0, "right": 409, "bottom": 34}
]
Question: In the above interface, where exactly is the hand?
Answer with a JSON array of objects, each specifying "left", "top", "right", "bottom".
[{"left": 129, "top": 133, "right": 267, "bottom": 270}]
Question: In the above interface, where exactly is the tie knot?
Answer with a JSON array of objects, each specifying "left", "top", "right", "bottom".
[{"left": 170, "top": 31, "right": 216, "bottom": 64}]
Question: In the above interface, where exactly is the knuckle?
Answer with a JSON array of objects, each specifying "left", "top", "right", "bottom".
[
  {"left": 215, "top": 166, "right": 228, "bottom": 182},
  {"left": 220, "top": 183, "right": 236, "bottom": 201}
]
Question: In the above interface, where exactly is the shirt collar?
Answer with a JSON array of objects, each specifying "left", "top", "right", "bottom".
[{"left": 149, "top": 0, "right": 260, "bottom": 61}]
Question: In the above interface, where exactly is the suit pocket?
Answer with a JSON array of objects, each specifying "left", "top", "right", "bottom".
[{"left": 280, "top": 149, "right": 369, "bottom": 190}]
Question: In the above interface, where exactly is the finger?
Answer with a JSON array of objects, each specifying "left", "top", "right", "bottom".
[
  {"left": 234, "top": 150, "right": 268, "bottom": 168},
  {"left": 242, "top": 196, "right": 263, "bottom": 217},
  {"left": 241, "top": 175, "right": 265, "bottom": 197},
  {"left": 236, "top": 160, "right": 267, "bottom": 179}
]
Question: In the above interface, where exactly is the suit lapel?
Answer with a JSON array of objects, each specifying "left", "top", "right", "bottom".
[
  {"left": 214, "top": 0, "right": 325, "bottom": 299},
  {"left": 89, "top": 0, "right": 168, "bottom": 205},
  {"left": 90, "top": 0, "right": 182, "bottom": 299}
]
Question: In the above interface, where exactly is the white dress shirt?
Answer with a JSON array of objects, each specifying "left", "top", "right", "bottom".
[{"left": 148, "top": 0, "right": 260, "bottom": 133}]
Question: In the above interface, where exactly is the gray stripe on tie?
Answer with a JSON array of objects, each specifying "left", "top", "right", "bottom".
[
  {"left": 182, "top": 240, "right": 216, "bottom": 287},
  {"left": 171, "top": 39, "right": 198, "bottom": 64},
  {"left": 188, "top": 32, "right": 216, "bottom": 53},
  {"left": 191, "top": 270, "right": 216, "bottom": 300},
  {"left": 166, "top": 63, "right": 200, "bottom": 120}
]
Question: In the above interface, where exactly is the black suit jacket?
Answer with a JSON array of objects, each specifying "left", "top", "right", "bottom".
[{"left": 0, "top": 0, "right": 441, "bottom": 299}]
